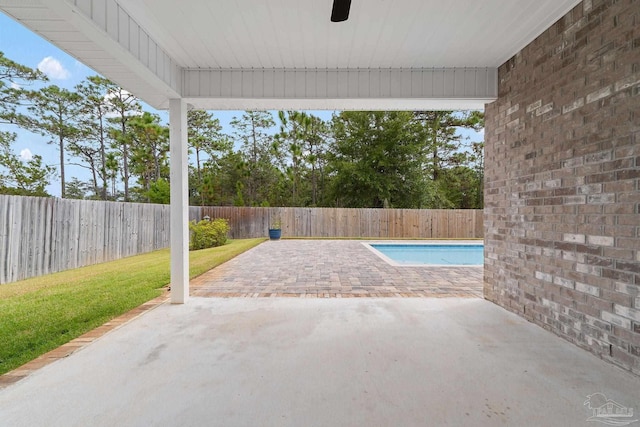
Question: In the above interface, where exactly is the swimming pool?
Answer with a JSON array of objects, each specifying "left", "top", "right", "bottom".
[{"left": 366, "top": 243, "right": 484, "bottom": 266}]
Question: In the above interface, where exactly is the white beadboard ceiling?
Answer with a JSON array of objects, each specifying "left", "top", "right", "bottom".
[
  {"left": 0, "top": 0, "right": 582, "bottom": 110},
  {"left": 122, "top": 0, "right": 571, "bottom": 69}
]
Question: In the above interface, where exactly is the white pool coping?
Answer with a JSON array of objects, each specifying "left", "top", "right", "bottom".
[{"left": 362, "top": 240, "right": 484, "bottom": 268}]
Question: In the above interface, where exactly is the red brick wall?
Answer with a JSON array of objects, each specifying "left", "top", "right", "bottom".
[{"left": 484, "top": 0, "right": 640, "bottom": 374}]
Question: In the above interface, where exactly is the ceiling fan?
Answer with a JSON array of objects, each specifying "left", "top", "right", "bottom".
[{"left": 331, "top": 0, "right": 351, "bottom": 22}]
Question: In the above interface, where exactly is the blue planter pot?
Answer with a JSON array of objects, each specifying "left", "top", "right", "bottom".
[{"left": 268, "top": 229, "right": 282, "bottom": 240}]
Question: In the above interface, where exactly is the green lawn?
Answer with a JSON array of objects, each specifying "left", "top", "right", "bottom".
[{"left": 0, "top": 238, "right": 265, "bottom": 376}]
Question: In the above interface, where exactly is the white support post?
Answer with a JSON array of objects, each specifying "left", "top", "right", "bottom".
[{"left": 169, "top": 98, "right": 189, "bottom": 303}]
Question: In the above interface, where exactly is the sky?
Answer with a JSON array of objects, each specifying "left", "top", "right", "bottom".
[
  {"left": 0, "top": 11, "right": 482, "bottom": 198},
  {"left": 0, "top": 12, "right": 260, "bottom": 196},
  {"left": 1, "top": 13, "right": 88, "bottom": 196}
]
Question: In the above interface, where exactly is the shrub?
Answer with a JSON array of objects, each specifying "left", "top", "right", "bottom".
[{"left": 189, "top": 218, "right": 230, "bottom": 250}]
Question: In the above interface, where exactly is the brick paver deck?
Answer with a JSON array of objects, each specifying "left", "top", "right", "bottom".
[{"left": 191, "top": 240, "right": 483, "bottom": 298}]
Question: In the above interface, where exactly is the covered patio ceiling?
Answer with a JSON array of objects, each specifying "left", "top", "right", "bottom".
[{"left": 0, "top": 0, "right": 581, "bottom": 110}]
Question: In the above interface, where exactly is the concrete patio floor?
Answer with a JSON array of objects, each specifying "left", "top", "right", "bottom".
[{"left": 1, "top": 297, "right": 638, "bottom": 427}]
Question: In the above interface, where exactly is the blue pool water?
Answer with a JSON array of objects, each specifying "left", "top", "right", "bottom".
[{"left": 370, "top": 244, "right": 484, "bottom": 266}]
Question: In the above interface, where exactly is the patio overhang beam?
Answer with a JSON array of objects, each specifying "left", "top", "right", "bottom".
[{"left": 182, "top": 67, "right": 497, "bottom": 111}]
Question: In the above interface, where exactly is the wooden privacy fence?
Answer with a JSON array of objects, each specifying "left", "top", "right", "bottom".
[
  {"left": 0, "top": 195, "right": 482, "bottom": 284},
  {"left": 195, "top": 207, "right": 483, "bottom": 240},
  {"left": 0, "top": 195, "right": 170, "bottom": 284}
]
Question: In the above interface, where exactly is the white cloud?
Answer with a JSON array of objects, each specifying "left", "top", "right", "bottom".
[
  {"left": 10, "top": 82, "right": 21, "bottom": 90},
  {"left": 20, "top": 148, "right": 33, "bottom": 161},
  {"left": 103, "top": 90, "right": 143, "bottom": 118},
  {"left": 37, "top": 56, "right": 70, "bottom": 80},
  {"left": 104, "top": 89, "right": 133, "bottom": 102}
]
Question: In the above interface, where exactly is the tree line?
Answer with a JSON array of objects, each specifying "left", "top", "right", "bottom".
[{"left": 0, "top": 52, "right": 484, "bottom": 209}]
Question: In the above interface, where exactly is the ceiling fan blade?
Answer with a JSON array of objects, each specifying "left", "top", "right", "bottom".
[{"left": 331, "top": 0, "right": 351, "bottom": 22}]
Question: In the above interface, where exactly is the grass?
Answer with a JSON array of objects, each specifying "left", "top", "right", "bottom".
[{"left": 0, "top": 238, "right": 265, "bottom": 376}]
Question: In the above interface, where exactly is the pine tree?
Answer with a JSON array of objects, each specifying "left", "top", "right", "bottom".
[
  {"left": 24, "top": 85, "right": 83, "bottom": 198},
  {"left": 0, "top": 131, "right": 55, "bottom": 196},
  {"left": 230, "top": 111, "right": 277, "bottom": 205}
]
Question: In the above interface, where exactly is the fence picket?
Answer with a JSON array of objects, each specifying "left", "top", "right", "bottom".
[
  {"left": 0, "top": 195, "right": 482, "bottom": 284},
  {"left": 0, "top": 196, "right": 172, "bottom": 284}
]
